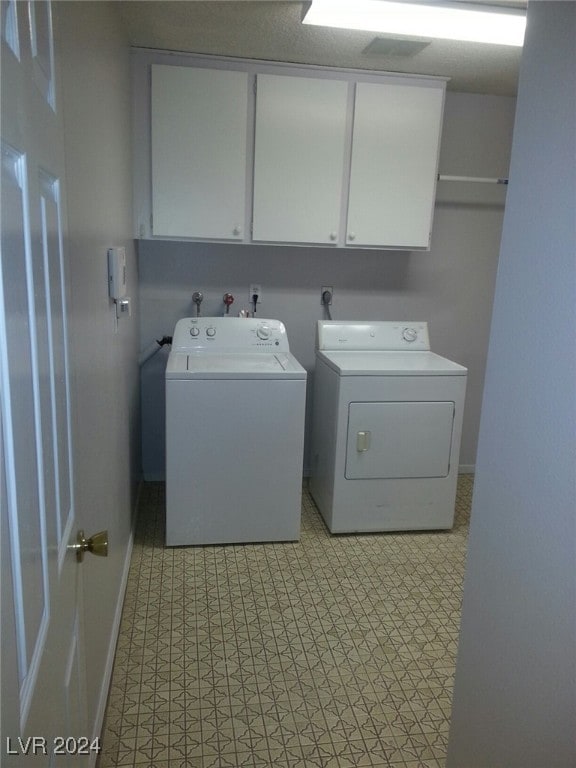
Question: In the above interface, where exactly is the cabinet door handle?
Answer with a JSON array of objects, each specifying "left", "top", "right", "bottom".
[
  {"left": 348, "top": 232, "right": 356, "bottom": 241},
  {"left": 329, "top": 231, "right": 337, "bottom": 241},
  {"left": 356, "top": 431, "right": 371, "bottom": 452}
]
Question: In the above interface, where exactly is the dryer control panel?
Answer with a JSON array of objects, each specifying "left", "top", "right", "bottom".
[
  {"left": 317, "top": 321, "right": 430, "bottom": 352},
  {"left": 172, "top": 317, "right": 290, "bottom": 353}
]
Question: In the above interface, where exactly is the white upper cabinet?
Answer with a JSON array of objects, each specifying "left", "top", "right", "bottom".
[
  {"left": 151, "top": 65, "right": 248, "bottom": 240},
  {"left": 347, "top": 82, "right": 444, "bottom": 249},
  {"left": 252, "top": 74, "right": 348, "bottom": 245},
  {"left": 139, "top": 54, "right": 446, "bottom": 249}
]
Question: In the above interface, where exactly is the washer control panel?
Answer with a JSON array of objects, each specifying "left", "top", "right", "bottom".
[
  {"left": 172, "top": 317, "right": 290, "bottom": 353},
  {"left": 317, "top": 321, "right": 431, "bottom": 351}
]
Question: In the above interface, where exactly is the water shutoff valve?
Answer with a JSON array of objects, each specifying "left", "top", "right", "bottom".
[{"left": 223, "top": 293, "right": 235, "bottom": 314}]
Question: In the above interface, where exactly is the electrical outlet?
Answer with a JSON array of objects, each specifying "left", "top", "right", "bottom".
[
  {"left": 321, "top": 285, "right": 333, "bottom": 305},
  {"left": 249, "top": 284, "right": 262, "bottom": 304}
]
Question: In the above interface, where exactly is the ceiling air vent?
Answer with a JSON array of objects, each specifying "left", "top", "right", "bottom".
[{"left": 362, "top": 36, "right": 431, "bottom": 57}]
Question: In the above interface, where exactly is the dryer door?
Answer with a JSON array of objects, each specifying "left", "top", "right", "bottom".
[{"left": 345, "top": 401, "right": 455, "bottom": 479}]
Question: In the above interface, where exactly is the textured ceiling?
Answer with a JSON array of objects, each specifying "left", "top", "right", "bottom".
[{"left": 118, "top": 1, "right": 526, "bottom": 96}]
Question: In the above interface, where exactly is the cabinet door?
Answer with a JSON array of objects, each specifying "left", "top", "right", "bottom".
[
  {"left": 151, "top": 65, "right": 248, "bottom": 239},
  {"left": 252, "top": 74, "right": 348, "bottom": 244},
  {"left": 347, "top": 82, "right": 444, "bottom": 249}
]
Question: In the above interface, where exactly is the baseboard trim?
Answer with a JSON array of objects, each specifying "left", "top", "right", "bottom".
[
  {"left": 304, "top": 466, "right": 474, "bottom": 478},
  {"left": 89, "top": 482, "right": 140, "bottom": 767}
]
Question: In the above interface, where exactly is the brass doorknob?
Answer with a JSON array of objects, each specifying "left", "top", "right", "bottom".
[{"left": 70, "top": 530, "right": 108, "bottom": 562}]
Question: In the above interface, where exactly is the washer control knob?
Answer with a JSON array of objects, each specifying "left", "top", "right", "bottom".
[
  {"left": 402, "top": 327, "right": 418, "bottom": 343},
  {"left": 256, "top": 324, "right": 271, "bottom": 340},
  {"left": 206, "top": 326, "right": 216, "bottom": 338},
  {"left": 190, "top": 327, "right": 200, "bottom": 337}
]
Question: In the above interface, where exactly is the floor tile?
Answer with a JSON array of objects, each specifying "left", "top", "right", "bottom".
[{"left": 98, "top": 475, "right": 473, "bottom": 768}]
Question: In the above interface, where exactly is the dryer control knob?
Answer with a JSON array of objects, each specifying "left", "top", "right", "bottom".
[
  {"left": 206, "top": 326, "right": 216, "bottom": 338},
  {"left": 190, "top": 327, "right": 200, "bottom": 337},
  {"left": 256, "top": 324, "right": 271, "bottom": 340},
  {"left": 402, "top": 327, "right": 418, "bottom": 342}
]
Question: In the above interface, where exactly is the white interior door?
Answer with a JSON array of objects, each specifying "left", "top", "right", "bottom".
[{"left": 1, "top": 2, "right": 92, "bottom": 764}]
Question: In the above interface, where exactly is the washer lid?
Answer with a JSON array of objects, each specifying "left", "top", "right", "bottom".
[
  {"left": 166, "top": 352, "right": 307, "bottom": 380},
  {"left": 317, "top": 350, "right": 467, "bottom": 376}
]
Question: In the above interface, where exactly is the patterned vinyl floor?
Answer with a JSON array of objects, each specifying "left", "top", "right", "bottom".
[{"left": 98, "top": 476, "right": 472, "bottom": 768}]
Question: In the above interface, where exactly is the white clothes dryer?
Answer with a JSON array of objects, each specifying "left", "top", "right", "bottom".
[
  {"left": 310, "top": 321, "right": 467, "bottom": 533},
  {"left": 166, "top": 317, "right": 306, "bottom": 545}
]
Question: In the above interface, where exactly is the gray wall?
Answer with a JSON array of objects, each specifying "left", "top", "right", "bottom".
[
  {"left": 447, "top": 2, "right": 576, "bottom": 766},
  {"left": 55, "top": 1, "right": 139, "bottom": 737},
  {"left": 139, "top": 90, "right": 516, "bottom": 479}
]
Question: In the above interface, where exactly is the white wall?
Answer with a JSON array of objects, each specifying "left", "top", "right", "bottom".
[
  {"left": 55, "top": 1, "right": 139, "bottom": 740},
  {"left": 447, "top": 2, "right": 576, "bottom": 765},
  {"left": 138, "top": 90, "right": 516, "bottom": 479}
]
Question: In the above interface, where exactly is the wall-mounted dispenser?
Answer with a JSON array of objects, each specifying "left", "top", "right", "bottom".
[
  {"left": 108, "top": 247, "right": 127, "bottom": 299},
  {"left": 108, "top": 247, "right": 131, "bottom": 320}
]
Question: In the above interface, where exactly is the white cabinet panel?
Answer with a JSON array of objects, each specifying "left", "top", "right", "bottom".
[
  {"left": 347, "top": 82, "right": 444, "bottom": 249},
  {"left": 252, "top": 74, "right": 348, "bottom": 244},
  {"left": 151, "top": 65, "right": 248, "bottom": 239}
]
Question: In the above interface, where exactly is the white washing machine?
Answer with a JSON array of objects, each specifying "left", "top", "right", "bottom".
[
  {"left": 166, "top": 317, "right": 306, "bottom": 545},
  {"left": 310, "top": 321, "right": 467, "bottom": 533}
]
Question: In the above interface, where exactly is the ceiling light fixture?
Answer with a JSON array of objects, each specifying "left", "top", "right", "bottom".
[{"left": 302, "top": 0, "right": 526, "bottom": 47}]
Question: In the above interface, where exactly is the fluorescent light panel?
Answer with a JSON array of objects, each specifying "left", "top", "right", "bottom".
[{"left": 302, "top": 0, "right": 526, "bottom": 47}]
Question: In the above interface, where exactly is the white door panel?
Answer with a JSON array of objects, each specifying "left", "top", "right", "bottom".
[
  {"left": 38, "top": 169, "right": 73, "bottom": 557},
  {"left": 2, "top": 0, "right": 19, "bottom": 58},
  {"left": 1, "top": 2, "right": 89, "bottom": 763},
  {"left": 346, "top": 401, "right": 455, "bottom": 479},
  {"left": 0, "top": 144, "right": 50, "bottom": 717},
  {"left": 29, "top": 0, "right": 55, "bottom": 109}
]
